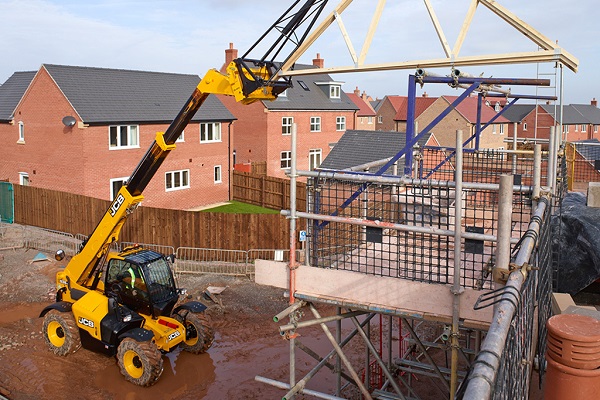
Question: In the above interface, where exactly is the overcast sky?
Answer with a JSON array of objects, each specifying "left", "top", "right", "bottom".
[{"left": 1, "top": 0, "right": 597, "bottom": 105}]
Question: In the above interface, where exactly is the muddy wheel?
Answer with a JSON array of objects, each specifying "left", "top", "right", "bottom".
[
  {"left": 175, "top": 310, "right": 214, "bottom": 354},
  {"left": 117, "top": 338, "right": 163, "bottom": 387},
  {"left": 42, "top": 310, "right": 81, "bottom": 356}
]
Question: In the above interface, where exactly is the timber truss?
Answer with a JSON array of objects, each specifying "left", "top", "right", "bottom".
[{"left": 276, "top": 0, "right": 578, "bottom": 76}]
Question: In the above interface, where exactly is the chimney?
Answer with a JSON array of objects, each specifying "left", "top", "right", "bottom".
[
  {"left": 354, "top": 86, "right": 360, "bottom": 96},
  {"left": 225, "top": 42, "right": 238, "bottom": 65},
  {"left": 592, "top": 98, "right": 598, "bottom": 107},
  {"left": 312, "top": 53, "right": 324, "bottom": 68}
]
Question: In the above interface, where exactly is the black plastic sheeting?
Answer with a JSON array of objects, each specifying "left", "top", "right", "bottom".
[{"left": 553, "top": 192, "right": 600, "bottom": 294}]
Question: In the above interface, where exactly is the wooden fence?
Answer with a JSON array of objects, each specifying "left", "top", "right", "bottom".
[
  {"left": 232, "top": 171, "right": 306, "bottom": 212},
  {"left": 13, "top": 185, "right": 302, "bottom": 250}
]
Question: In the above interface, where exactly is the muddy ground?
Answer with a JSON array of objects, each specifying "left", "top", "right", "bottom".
[{"left": 0, "top": 247, "right": 359, "bottom": 400}]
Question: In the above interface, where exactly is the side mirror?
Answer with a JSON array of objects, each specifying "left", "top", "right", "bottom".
[
  {"left": 55, "top": 249, "right": 65, "bottom": 261},
  {"left": 169, "top": 254, "right": 176, "bottom": 263}
]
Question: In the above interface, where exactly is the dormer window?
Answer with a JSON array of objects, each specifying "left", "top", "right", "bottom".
[
  {"left": 494, "top": 102, "right": 500, "bottom": 112},
  {"left": 330, "top": 85, "right": 341, "bottom": 99}
]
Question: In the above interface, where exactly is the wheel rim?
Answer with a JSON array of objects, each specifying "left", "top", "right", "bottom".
[
  {"left": 185, "top": 322, "right": 199, "bottom": 346},
  {"left": 47, "top": 320, "right": 65, "bottom": 348},
  {"left": 123, "top": 349, "right": 144, "bottom": 379}
]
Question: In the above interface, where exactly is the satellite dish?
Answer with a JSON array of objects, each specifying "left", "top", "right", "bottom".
[{"left": 62, "top": 116, "right": 76, "bottom": 127}]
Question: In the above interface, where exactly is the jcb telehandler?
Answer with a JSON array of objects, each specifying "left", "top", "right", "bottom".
[{"left": 39, "top": 0, "right": 330, "bottom": 385}]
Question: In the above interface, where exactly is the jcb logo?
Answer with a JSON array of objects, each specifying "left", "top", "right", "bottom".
[
  {"left": 78, "top": 317, "right": 95, "bottom": 328},
  {"left": 109, "top": 194, "right": 125, "bottom": 217},
  {"left": 168, "top": 331, "right": 181, "bottom": 342}
]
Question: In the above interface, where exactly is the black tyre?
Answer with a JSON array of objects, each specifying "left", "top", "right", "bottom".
[
  {"left": 42, "top": 310, "right": 81, "bottom": 356},
  {"left": 117, "top": 338, "right": 163, "bottom": 386},
  {"left": 175, "top": 310, "right": 214, "bottom": 354}
]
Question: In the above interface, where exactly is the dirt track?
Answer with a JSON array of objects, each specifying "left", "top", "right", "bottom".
[{"left": 0, "top": 247, "right": 312, "bottom": 399}]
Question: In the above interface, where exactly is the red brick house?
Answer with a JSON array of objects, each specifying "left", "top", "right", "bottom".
[
  {"left": 0, "top": 64, "right": 235, "bottom": 210},
  {"left": 220, "top": 47, "right": 359, "bottom": 179},
  {"left": 418, "top": 95, "right": 509, "bottom": 150},
  {"left": 375, "top": 95, "right": 406, "bottom": 131},
  {"left": 347, "top": 87, "right": 376, "bottom": 131}
]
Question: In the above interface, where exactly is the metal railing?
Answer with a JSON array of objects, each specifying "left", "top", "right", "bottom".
[{"left": 0, "top": 224, "right": 291, "bottom": 277}]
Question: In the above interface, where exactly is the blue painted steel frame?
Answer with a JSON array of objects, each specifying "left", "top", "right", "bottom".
[{"left": 313, "top": 74, "right": 554, "bottom": 228}]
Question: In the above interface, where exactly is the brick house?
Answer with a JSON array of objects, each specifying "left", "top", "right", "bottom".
[
  {"left": 0, "top": 64, "right": 235, "bottom": 210},
  {"left": 375, "top": 95, "right": 406, "bottom": 131},
  {"left": 347, "top": 87, "right": 376, "bottom": 131},
  {"left": 417, "top": 95, "right": 509, "bottom": 150},
  {"left": 219, "top": 46, "right": 358, "bottom": 179},
  {"left": 502, "top": 99, "right": 600, "bottom": 143}
]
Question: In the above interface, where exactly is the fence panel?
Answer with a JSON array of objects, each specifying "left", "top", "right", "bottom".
[
  {"left": 232, "top": 171, "right": 306, "bottom": 211},
  {"left": 176, "top": 247, "right": 250, "bottom": 276}
]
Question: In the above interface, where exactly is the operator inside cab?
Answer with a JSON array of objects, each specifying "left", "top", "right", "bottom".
[{"left": 106, "top": 259, "right": 148, "bottom": 302}]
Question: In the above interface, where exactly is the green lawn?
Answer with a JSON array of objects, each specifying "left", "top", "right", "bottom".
[{"left": 200, "top": 201, "right": 280, "bottom": 214}]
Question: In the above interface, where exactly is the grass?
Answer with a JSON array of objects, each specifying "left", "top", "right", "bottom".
[{"left": 200, "top": 201, "right": 280, "bottom": 214}]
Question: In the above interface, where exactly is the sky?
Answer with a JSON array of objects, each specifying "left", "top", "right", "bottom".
[{"left": 0, "top": 0, "right": 598, "bottom": 105}]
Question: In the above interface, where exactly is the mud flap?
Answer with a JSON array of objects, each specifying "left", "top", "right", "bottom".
[
  {"left": 173, "top": 301, "right": 207, "bottom": 315},
  {"left": 39, "top": 301, "right": 72, "bottom": 318}
]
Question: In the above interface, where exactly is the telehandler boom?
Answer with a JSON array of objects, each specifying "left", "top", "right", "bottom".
[{"left": 40, "top": 0, "right": 330, "bottom": 386}]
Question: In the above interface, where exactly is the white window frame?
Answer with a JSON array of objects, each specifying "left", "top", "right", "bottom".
[
  {"left": 110, "top": 176, "right": 129, "bottom": 200},
  {"left": 19, "top": 172, "right": 29, "bottom": 186},
  {"left": 499, "top": 124, "right": 504, "bottom": 135},
  {"left": 492, "top": 124, "right": 497, "bottom": 134},
  {"left": 282, "top": 117, "right": 293, "bottom": 135},
  {"left": 330, "top": 85, "right": 341, "bottom": 99},
  {"left": 176, "top": 130, "right": 185, "bottom": 143},
  {"left": 581, "top": 124, "right": 587, "bottom": 133},
  {"left": 595, "top": 125, "right": 598, "bottom": 133},
  {"left": 378, "top": 116, "right": 383, "bottom": 123},
  {"left": 214, "top": 165, "right": 222, "bottom": 184},
  {"left": 336, "top": 116, "right": 346, "bottom": 131},
  {"left": 309, "top": 148, "right": 322, "bottom": 171},
  {"left": 563, "top": 125, "right": 569, "bottom": 134},
  {"left": 310, "top": 116, "right": 321, "bottom": 132},
  {"left": 109, "top": 125, "right": 139, "bottom": 149},
  {"left": 281, "top": 151, "right": 291, "bottom": 169},
  {"left": 18, "top": 121, "right": 25, "bottom": 143},
  {"left": 575, "top": 125, "right": 579, "bottom": 132},
  {"left": 200, "top": 122, "right": 222, "bottom": 143},
  {"left": 368, "top": 116, "right": 374, "bottom": 124},
  {"left": 523, "top": 122, "right": 527, "bottom": 131},
  {"left": 165, "top": 169, "right": 190, "bottom": 191}
]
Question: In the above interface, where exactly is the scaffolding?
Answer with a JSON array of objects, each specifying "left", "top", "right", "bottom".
[{"left": 255, "top": 73, "right": 564, "bottom": 399}]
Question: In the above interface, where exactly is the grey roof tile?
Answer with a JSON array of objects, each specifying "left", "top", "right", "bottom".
[
  {"left": 43, "top": 64, "right": 235, "bottom": 124},
  {"left": 266, "top": 65, "right": 358, "bottom": 111},
  {"left": 320, "top": 129, "right": 430, "bottom": 172},
  {"left": 572, "top": 104, "right": 600, "bottom": 125},
  {"left": 501, "top": 104, "right": 536, "bottom": 123},
  {"left": 0, "top": 71, "right": 36, "bottom": 121}
]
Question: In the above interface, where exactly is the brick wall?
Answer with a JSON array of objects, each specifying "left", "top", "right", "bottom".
[{"left": 0, "top": 67, "right": 231, "bottom": 210}]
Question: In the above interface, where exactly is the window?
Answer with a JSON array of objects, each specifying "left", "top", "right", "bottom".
[
  {"left": 494, "top": 102, "right": 500, "bottom": 112},
  {"left": 310, "top": 117, "right": 321, "bottom": 132},
  {"left": 523, "top": 122, "right": 527, "bottom": 131},
  {"left": 165, "top": 169, "right": 190, "bottom": 191},
  {"left": 298, "top": 80, "right": 309, "bottom": 91},
  {"left": 200, "top": 122, "right": 221, "bottom": 142},
  {"left": 176, "top": 130, "right": 185, "bottom": 142},
  {"left": 109, "top": 125, "right": 139, "bottom": 149},
  {"left": 595, "top": 125, "right": 598, "bottom": 133},
  {"left": 368, "top": 116, "right": 374, "bottom": 124},
  {"left": 282, "top": 117, "right": 293, "bottom": 135},
  {"left": 563, "top": 125, "right": 569, "bottom": 134},
  {"left": 19, "top": 172, "right": 29, "bottom": 186},
  {"left": 492, "top": 124, "right": 497, "bottom": 134},
  {"left": 378, "top": 116, "right": 383, "bottom": 123},
  {"left": 581, "top": 124, "right": 587, "bottom": 133},
  {"left": 214, "top": 165, "right": 222, "bottom": 183},
  {"left": 18, "top": 121, "right": 24, "bottom": 142},
  {"left": 281, "top": 151, "right": 291, "bottom": 169},
  {"left": 499, "top": 124, "right": 504, "bottom": 135},
  {"left": 575, "top": 125, "right": 579, "bottom": 132},
  {"left": 336, "top": 116, "right": 346, "bottom": 131},
  {"left": 330, "top": 85, "right": 341, "bottom": 99},
  {"left": 309, "top": 149, "right": 322, "bottom": 171},
  {"left": 110, "top": 177, "right": 129, "bottom": 200}
]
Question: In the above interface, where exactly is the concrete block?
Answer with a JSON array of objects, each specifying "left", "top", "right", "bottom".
[
  {"left": 552, "top": 292, "right": 576, "bottom": 315},
  {"left": 587, "top": 182, "right": 600, "bottom": 207}
]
